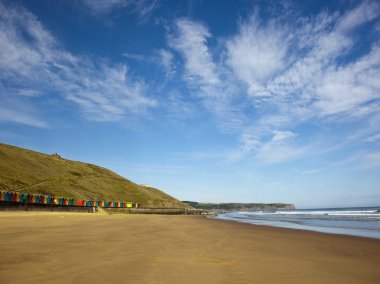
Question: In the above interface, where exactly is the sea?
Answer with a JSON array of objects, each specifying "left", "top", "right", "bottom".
[{"left": 214, "top": 206, "right": 380, "bottom": 240}]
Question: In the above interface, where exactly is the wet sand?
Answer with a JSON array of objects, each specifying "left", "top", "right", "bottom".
[{"left": 0, "top": 212, "right": 379, "bottom": 283}]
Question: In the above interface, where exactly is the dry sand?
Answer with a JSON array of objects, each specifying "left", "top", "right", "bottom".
[{"left": 0, "top": 212, "right": 379, "bottom": 284}]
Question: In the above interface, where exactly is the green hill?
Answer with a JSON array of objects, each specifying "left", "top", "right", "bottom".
[{"left": 0, "top": 143, "right": 190, "bottom": 208}]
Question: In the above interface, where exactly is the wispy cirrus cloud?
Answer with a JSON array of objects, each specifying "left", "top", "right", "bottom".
[
  {"left": 167, "top": 18, "right": 245, "bottom": 132},
  {"left": 168, "top": 18, "right": 219, "bottom": 86},
  {"left": 156, "top": 49, "right": 176, "bottom": 78},
  {"left": 226, "top": 14, "right": 289, "bottom": 97},
  {"left": 255, "top": 132, "right": 306, "bottom": 164},
  {"left": 237, "top": 2, "right": 379, "bottom": 164},
  {"left": 0, "top": 98, "right": 48, "bottom": 128},
  {"left": 80, "top": 0, "right": 159, "bottom": 21},
  {"left": 167, "top": 1, "right": 380, "bottom": 165},
  {"left": 0, "top": 2, "right": 156, "bottom": 126}
]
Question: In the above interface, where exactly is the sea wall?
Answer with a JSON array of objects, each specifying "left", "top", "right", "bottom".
[{"left": 104, "top": 207, "right": 204, "bottom": 215}]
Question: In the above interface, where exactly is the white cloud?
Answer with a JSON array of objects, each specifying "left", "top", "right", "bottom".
[
  {"left": 365, "top": 133, "right": 380, "bottom": 143},
  {"left": 166, "top": 3, "right": 379, "bottom": 165},
  {"left": 0, "top": 2, "right": 156, "bottom": 125},
  {"left": 226, "top": 15, "right": 289, "bottom": 96},
  {"left": 337, "top": 150, "right": 380, "bottom": 170},
  {"left": 254, "top": 130, "right": 304, "bottom": 164},
  {"left": 168, "top": 18, "right": 219, "bottom": 86},
  {"left": 0, "top": 96, "right": 48, "bottom": 128},
  {"left": 81, "top": 0, "right": 159, "bottom": 21},
  {"left": 81, "top": 0, "right": 128, "bottom": 13},
  {"left": 168, "top": 18, "right": 246, "bottom": 133},
  {"left": 301, "top": 169, "right": 321, "bottom": 175},
  {"left": 156, "top": 49, "right": 175, "bottom": 78},
  {"left": 336, "top": 1, "right": 379, "bottom": 33},
  {"left": 272, "top": 130, "right": 296, "bottom": 142},
  {"left": 256, "top": 142, "right": 306, "bottom": 164},
  {"left": 314, "top": 44, "right": 380, "bottom": 116},
  {"left": 219, "top": 1, "right": 380, "bottom": 162},
  {"left": 123, "top": 52, "right": 147, "bottom": 62},
  {"left": 132, "top": 0, "right": 160, "bottom": 21}
]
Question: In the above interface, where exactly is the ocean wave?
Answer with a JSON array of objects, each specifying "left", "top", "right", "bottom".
[{"left": 239, "top": 209, "right": 380, "bottom": 217}]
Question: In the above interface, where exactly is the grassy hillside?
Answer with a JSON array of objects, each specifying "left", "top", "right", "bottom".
[{"left": 0, "top": 143, "right": 190, "bottom": 208}]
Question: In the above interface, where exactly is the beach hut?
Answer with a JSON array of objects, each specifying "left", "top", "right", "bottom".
[
  {"left": 0, "top": 191, "right": 4, "bottom": 201},
  {"left": 126, "top": 203, "right": 132, "bottom": 208}
]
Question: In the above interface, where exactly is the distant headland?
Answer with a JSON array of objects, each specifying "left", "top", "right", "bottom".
[{"left": 182, "top": 201, "right": 295, "bottom": 211}]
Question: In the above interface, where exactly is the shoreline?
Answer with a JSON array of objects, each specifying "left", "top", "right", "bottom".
[
  {"left": 212, "top": 214, "right": 380, "bottom": 240},
  {"left": 212, "top": 215, "right": 380, "bottom": 242},
  {"left": 213, "top": 207, "right": 380, "bottom": 240},
  {"left": 1, "top": 213, "right": 379, "bottom": 283}
]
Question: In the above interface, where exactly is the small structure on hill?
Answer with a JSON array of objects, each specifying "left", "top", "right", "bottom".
[{"left": 50, "top": 153, "right": 62, "bottom": 159}]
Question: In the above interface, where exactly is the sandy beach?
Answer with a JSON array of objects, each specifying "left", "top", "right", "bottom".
[{"left": 0, "top": 213, "right": 379, "bottom": 284}]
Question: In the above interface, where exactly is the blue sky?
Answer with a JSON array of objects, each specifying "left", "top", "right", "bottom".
[{"left": 0, "top": 0, "right": 379, "bottom": 208}]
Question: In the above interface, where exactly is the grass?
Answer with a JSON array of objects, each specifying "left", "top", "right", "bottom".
[{"left": 0, "top": 143, "right": 190, "bottom": 208}]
